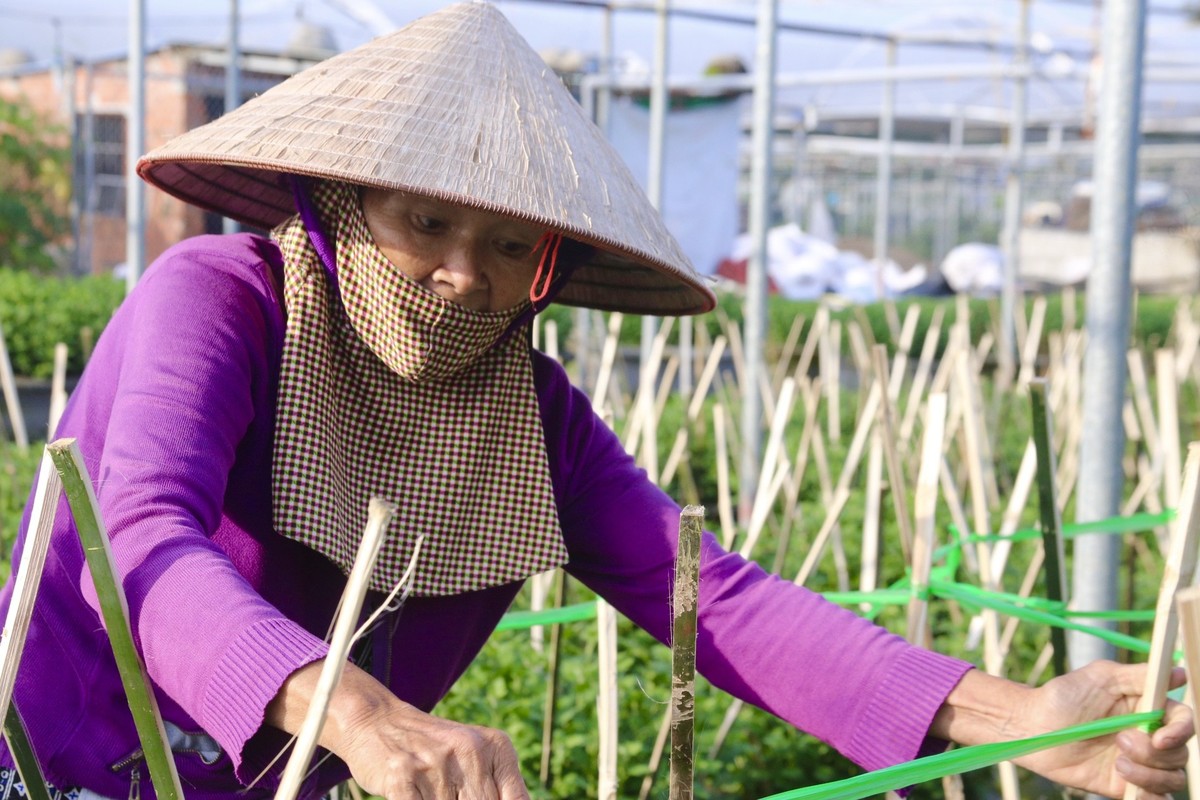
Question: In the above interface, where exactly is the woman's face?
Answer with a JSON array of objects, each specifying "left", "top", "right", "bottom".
[{"left": 361, "top": 188, "right": 544, "bottom": 312}]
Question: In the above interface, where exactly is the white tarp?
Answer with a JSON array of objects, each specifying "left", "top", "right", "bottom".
[{"left": 607, "top": 95, "right": 742, "bottom": 276}]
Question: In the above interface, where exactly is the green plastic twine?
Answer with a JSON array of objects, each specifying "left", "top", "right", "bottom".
[
  {"left": 757, "top": 711, "right": 1162, "bottom": 800},
  {"left": 494, "top": 601, "right": 598, "bottom": 631}
]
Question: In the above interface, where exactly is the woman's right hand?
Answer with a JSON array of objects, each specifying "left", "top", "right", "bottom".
[{"left": 267, "top": 661, "right": 531, "bottom": 800}]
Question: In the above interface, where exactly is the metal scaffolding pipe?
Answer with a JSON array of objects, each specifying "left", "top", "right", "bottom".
[
  {"left": 125, "top": 0, "right": 146, "bottom": 293},
  {"left": 872, "top": 39, "right": 896, "bottom": 295},
  {"left": 1070, "top": 0, "right": 1148, "bottom": 668},
  {"left": 223, "top": 0, "right": 241, "bottom": 235},
  {"left": 998, "top": 0, "right": 1030, "bottom": 385},
  {"left": 738, "top": 0, "right": 778, "bottom": 522}
]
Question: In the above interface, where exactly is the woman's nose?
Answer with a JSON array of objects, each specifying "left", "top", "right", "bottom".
[{"left": 433, "top": 245, "right": 487, "bottom": 299}]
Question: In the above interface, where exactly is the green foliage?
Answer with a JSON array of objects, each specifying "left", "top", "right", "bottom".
[
  {"left": 0, "top": 269, "right": 124, "bottom": 377},
  {"left": 0, "top": 441, "right": 39, "bottom": 579},
  {"left": 0, "top": 97, "right": 71, "bottom": 273}
]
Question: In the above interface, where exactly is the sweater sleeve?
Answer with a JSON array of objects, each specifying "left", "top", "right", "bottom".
[
  {"left": 533, "top": 353, "right": 973, "bottom": 773},
  {"left": 74, "top": 240, "right": 329, "bottom": 772}
]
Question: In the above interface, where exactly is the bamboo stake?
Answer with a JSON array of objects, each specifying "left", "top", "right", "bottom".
[
  {"left": 888, "top": 303, "right": 921, "bottom": 402},
  {"left": 0, "top": 452, "right": 61, "bottom": 725},
  {"left": 1174, "top": 584, "right": 1200, "bottom": 800},
  {"left": 540, "top": 572, "right": 568, "bottom": 788},
  {"left": 845, "top": 321, "right": 873, "bottom": 423},
  {"left": 687, "top": 336, "right": 727, "bottom": 424},
  {"left": 276, "top": 498, "right": 396, "bottom": 800},
  {"left": 792, "top": 305, "right": 829, "bottom": 386},
  {"left": 544, "top": 319, "right": 560, "bottom": 364},
  {"left": 872, "top": 346, "right": 914, "bottom": 562},
  {"left": 591, "top": 312, "right": 624, "bottom": 413},
  {"left": 859, "top": 433, "right": 883, "bottom": 604},
  {"left": 713, "top": 404, "right": 736, "bottom": 550},
  {"left": 773, "top": 379, "right": 823, "bottom": 575},
  {"left": 1016, "top": 296, "right": 1047, "bottom": 388},
  {"left": 988, "top": 440, "right": 1038, "bottom": 582},
  {"left": 825, "top": 321, "right": 842, "bottom": 442},
  {"left": 1127, "top": 349, "right": 1163, "bottom": 474},
  {"left": 596, "top": 599, "right": 618, "bottom": 800},
  {"left": 638, "top": 711, "right": 672, "bottom": 800},
  {"left": 771, "top": 314, "right": 806, "bottom": 396},
  {"left": 1174, "top": 301, "right": 1199, "bottom": 384},
  {"left": 47, "top": 440, "right": 183, "bottom": 800},
  {"left": 1156, "top": 349, "right": 1182, "bottom": 512},
  {"left": 48, "top": 343, "right": 68, "bottom": 439},
  {"left": 0, "top": 322, "right": 28, "bottom": 451},
  {"left": 3, "top": 704, "right": 52, "bottom": 800},
  {"left": 669, "top": 506, "right": 704, "bottom": 800},
  {"left": 899, "top": 305, "right": 946, "bottom": 445},
  {"left": 1029, "top": 380, "right": 1069, "bottom": 676},
  {"left": 739, "top": 379, "right": 796, "bottom": 560},
  {"left": 907, "top": 393, "right": 947, "bottom": 648},
  {"left": 1123, "top": 442, "right": 1200, "bottom": 800}
]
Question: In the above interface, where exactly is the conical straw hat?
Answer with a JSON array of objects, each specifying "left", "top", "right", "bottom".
[{"left": 137, "top": 1, "right": 716, "bottom": 315}]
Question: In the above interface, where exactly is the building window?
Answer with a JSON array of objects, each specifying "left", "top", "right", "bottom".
[{"left": 75, "top": 113, "right": 126, "bottom": 217}]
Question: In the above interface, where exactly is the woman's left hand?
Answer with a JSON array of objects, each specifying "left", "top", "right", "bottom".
[{"left": 934, "top": 661, "right": 1193, "bottom": 799}]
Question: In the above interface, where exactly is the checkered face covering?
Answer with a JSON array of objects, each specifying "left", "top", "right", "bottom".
[{"left": 271, "top": 181, "right": 567, "bottom": 596}]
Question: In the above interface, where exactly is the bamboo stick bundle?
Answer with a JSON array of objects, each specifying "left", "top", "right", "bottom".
[
  {"left": 1123, "top": 442, "right": 1200, "bottom": 800},
  {"left": 669, "top": 506, "right": 704, "bottom": 800},
  {"left": 898, "top": 305, "right": 946, "bottom": 446},
  {"left": 276, "top": 499, "right": 397, "bottom": 800},
  {"left": 0, "top": 322, "right": 28, "bottom": 451},
  {"left": 596, "top": 598, "right": 619, "bottom": 800},
  {"left": 1156, "top": 349, "right": 1183, "bottom": 512},
  {"left": 48, "top": 344, "right": 68, "bottom": 439}
]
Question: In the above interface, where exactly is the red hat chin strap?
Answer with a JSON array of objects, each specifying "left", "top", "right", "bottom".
[{"left": 530, "top": 231, "right": 563, "bottom": 304}]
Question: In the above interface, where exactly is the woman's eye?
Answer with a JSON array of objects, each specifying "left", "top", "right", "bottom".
[
  {"left": 412, "top": 214, "right": 444, "bottom": 232},
  {"left": 497, "top": 240, "right": 533, "bottom": 258}
]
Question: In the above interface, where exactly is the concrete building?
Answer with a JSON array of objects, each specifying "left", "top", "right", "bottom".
[{"left": 0, "top": 34, "right": 332, "bottom": 275}]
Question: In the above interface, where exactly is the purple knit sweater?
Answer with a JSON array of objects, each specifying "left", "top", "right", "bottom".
[{"left": 0, "top": 234, "right": 971, "bottom": 800}]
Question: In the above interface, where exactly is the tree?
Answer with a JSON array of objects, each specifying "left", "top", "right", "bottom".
[{"left": 0, "top": 95, "right": 70, "bottom": 272}]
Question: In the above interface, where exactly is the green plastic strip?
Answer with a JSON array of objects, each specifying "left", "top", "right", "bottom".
[
  {"left": 757, "top": 711, "right": 1161, "bottom": 800},
  {"left": 49, "top": 441, "right": 183, "bottom": 800},
  {"left": 495, "top": 601, "right": 598, "bottom": 631},
  {"left": 3, "top": 704, "right": 52, "bottom": 800},
  {"left": 940, "top": 510, "right": 1176, "bottom": 560}
]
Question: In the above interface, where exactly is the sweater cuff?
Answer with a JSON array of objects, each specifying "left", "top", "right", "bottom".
[
  {"left": 841, "top": 648, "right": 974, "bottom": 772},
  {"left": 199, "top": 617, "right": 330, "bottom": 773}
]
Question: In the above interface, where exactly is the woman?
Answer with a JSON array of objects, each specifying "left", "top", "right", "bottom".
[{"left": 0, "top": 4, "right": 1191, "bottom": 800}]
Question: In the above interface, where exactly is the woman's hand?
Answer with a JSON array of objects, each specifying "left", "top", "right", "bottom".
[
  {"left": 933, "top": 662, "right": 1193, "bottom": 799},
  {"left": 267, "top": 661, "right": 530, "bottom": 799}
]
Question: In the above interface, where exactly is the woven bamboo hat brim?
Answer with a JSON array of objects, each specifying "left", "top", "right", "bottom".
[{"left": 137, "top": 1, "right": 716, "bottom": 316}]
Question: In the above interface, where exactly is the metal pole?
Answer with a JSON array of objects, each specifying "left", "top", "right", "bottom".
[
  {"left": 643, "top": 0, "right": 668, "bottom": 372},
  {"left": 998, "top": 0, "right": 1030, "bottom": 387},
  {"left": 1070, "top": 0, "right": 1147, "bottom": 668},
  {"left": 872, "top": 39, "right": 896, "bottom": 297},
  {"left": 125, "top": 0, "right": 146, "bottom": 293},
  {"left": 738, "top": 0, "right": 778, "bottom": 522},
  {"left": 223, "top": 0, "right": 241, "bottom": 235}
]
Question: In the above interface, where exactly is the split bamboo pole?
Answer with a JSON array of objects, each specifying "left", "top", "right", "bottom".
[
  {"left": 773, "top": 378, "right": 823, "bottom": 575},
  {"left": 824, "top": 321, "right": 842, "bottom": 443},
  {"left": 1175, "top": 584, "right": 1200, "bottom": 800},
  {"left": 738, "top": 378, "right": 796, "bottom": 560},
  {"left": 899, "top": 305, "right": 946, "bottom": 445},
  {"left": 48, "top": 343, "right": 68, "bottom": 439},
  {"left": 1123, "top": 442, "right": 1200, "bottom": 800},
  {"left": 276, "top": 499, "right": 396, "bottom": 800},
  {"left": 596, "top": 599, "right": 618, "bottom": 800},
  {"left": 771, "top": 315, "right": 806, "bottom": 397},
  {"left": 1016, "top": 296, "right": 1047, "bottom": 389},
  {"left": 48, "top": 440, "right": 183, "bottom": 800},
  {"left": 888, "top": 304, "right": 921, "bottom": 403},
  {"left": 540, "top": 572, "right": 568, "bottom": 788},
  {"left": 859, "top": 433, "right": 883, "bottom": 603},
  {"left": 792, "top": 305, "right": 829, "bottom": 387},
  {"left": 872, "top": 346, "right": 914, "bottom": 562},
  {"left": 1156, "top": 349, "right": 1182, "bottom": 512},
  {"left": 1127, "top": 349, "right": 1163, "bottom": 476},
  {"left": 3, "top": 705, "right": 51, "bottom": 800},
  {"left": 713, "top": 404, "right": 736, "bottom": 550},
  {"left": 669, "top": 506, "right": 704, "bottom": 800},
  {"left": 591, "top": 312, "right": 624, "bottom": 414},
  {"left": 907, "top": 393, "right": 947, "bottom": 649},
  {"left": 1029, "top": 380, "right": 1069, "bottom": 676}
]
